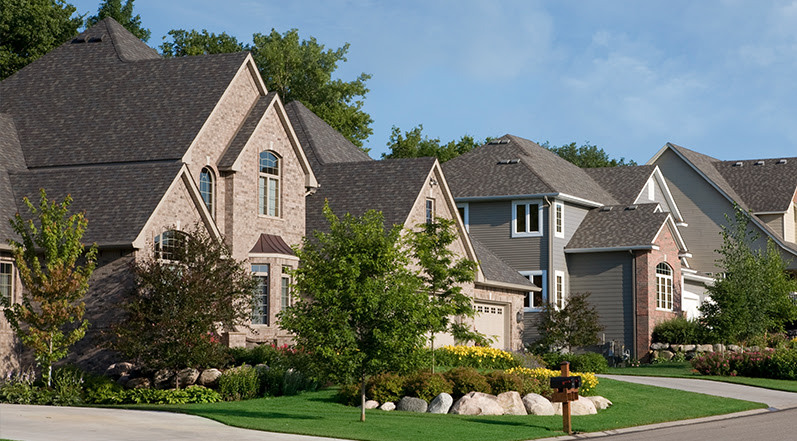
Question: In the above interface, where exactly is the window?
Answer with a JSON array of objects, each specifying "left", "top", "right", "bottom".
[
  {"left": 154, "top": 230, "right": 187, "bottom": 261},
  {"left": 0, "top": 263, "right": 12, "bottom": 304},
  {"left": 259, "top": 151, "right": 280, "bottom": 217},
  {"left": 553, "top": 271, "right": 565, "bottom": 310},
  {"left": 520, "top": 270, "right": 546, "bottom": 311},
  {"left": 425, "top": 199, "right": 435, "bottom": 224},
  {"left": 456, "top": 203, "right": 469, "bottom": 231},
  {"left": 648, "top": 180, "right": 655, "bottom": 201},
  {"left": 554, "top": 202, "right": 564, "bottom": 238},
  {"left": 252, "top": 264, "right": 270, "bottom": 325},
  {"left": 281, "top": 266, "right": 291, "bottom": 310},
  {"left": 199, "top": 167, "right": 215, "bottom": 218},
  {"left": 512, "top": 200, "right": 542, "bottom": 237},
  {"left": 656, "top": 263, "right": 674, "bottom": 310}
]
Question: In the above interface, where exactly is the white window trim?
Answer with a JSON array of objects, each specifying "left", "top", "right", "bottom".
[
  {"left": 520, "top": 270, "right": 547, "bottom": 312},
  {"left": 456, "top": 203, "right": 469, "bottom": 232},
  {"left": 258, "top": 151, "right": 281, "bottom": 218},
  {"left": 656, "top": 263, "right": 674, "bottom": 311},
  {"left": 511, "top": 200, "right": 543, "bottom": 238},
  {"left": 553, "top": 270, "right": 566, "bottom": 310},
  {"left": 425, "top": 198, "right": 435, "bottom": 224},
  {"left": 0, "top": 261, "right": 14, "bottom": 306},
  {"left": 251, "top": 264, "right": 270, "bottom": 325},
  {"left": 647, "top": 179, "right": 655, "bottom": 201},
  {"left": 554, "top": 202, "right": 564, "bottom": 239}
]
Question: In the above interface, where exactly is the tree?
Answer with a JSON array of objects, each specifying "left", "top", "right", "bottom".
[
  {"left": 111, "top": 227, "right": 256, "bottom": 380},
  {"left": 0, "top": 0, "right": 82, "bottom": 80},
  {"left": 85, "top": 0, "right": 149, "bottom": 42},
  {"left": 1, "top": 190, "right": 97, "bottom": 386},
  {"left": 699, "top": 205, "right": 797, "bottom": 343},
  {"left": 382, "top": 125, "right": 485, "bottom": 163},
  {"left": 535, "top": 292, "right": 604, "bottom": 353},
  {"left": 160, "top": 29, "right": 243, "bottom": 57},
  {"left": 543, "top": 142, "right": 637, "bottom": 168},
  {"left": 159, "top": 28, "right": 373, "bottom": 150},
  {"left": 279, "top": 203, "right": 430, "bottom": 422},
  {"left": 410, "top": 217, "right": 484, "bottom": 372}
]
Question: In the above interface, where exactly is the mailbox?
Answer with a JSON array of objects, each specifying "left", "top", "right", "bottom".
[{"left": 550, "top": 375, "right": 581, "bottom": 391}]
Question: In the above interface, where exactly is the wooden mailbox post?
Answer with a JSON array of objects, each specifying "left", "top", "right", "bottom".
[{"left": 550, "top": 361, "right": 581, "bottom": 435}]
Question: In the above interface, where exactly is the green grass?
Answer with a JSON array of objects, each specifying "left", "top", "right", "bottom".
[
  {"left": 607, "top": 362, "right": 797, "bottom": 393},
  {"left": 125, "top": 378, "right": 764, "bottom": 441}
]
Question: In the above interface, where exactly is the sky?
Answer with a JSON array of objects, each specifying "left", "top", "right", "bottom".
[{"left": 70, "top": 0, "right": 797, "bottom": 163}]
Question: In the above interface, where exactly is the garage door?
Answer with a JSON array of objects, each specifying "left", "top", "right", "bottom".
[{"left": 474, "top": 302, "right": 507, "bottom": 350}]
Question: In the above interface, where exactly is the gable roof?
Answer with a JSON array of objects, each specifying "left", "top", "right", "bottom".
[
  {"left": 0, "top": 18, "right": 249, "bottom": 168},
  {"left": 218, "top": 92, "right": 279, "bottom": 170},
  {"left": 470, "top": 237, "right": 538, "bottom": 290},
  {"left": 565, "top": 203, "right": 675, "bottom": 252},
  {"left": 443, "top": 135, "right": 618, "bottom": 206},
  {"left": 284, "top": 100, "right": 372, "bottom": 172},
  {"left": 0, "top": 115, "right": 26, "bottom": 249},
  {"left": 584, "top": 165, "right": 656, "bottom": 205}
]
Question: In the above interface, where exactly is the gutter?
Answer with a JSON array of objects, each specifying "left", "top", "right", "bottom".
[{"left": 476, "top": 280, "right": 540, "bottom": 293}]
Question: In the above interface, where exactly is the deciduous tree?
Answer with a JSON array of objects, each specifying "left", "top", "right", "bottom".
[
  {"left": 85, "top": 0, "right": 150, "bottom": 42},
  {"left": 382, "top": 125, "right": 485, "bottom": 163},
  {"left": 543, "top": 141, "right": 636, "bottom": 168},
  {"left": 2, "top": 190, "right": 97, "bottom": 386},
  {"left": 535, "top": 292, "right": 603, "bottom": 353},
  {"left": 160, "top": 29, "right": 243, "bottom": 57}
]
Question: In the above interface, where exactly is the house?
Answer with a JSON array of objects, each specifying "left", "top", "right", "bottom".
[
  {"left": 649, "top": 143, "right": 797, "bottom": 315},
  {"left": 443, "top": 135, "right": 690, "bottom": 357},
  {"left": 0, "top": 18, "right": 318, "bottom": 373},
  {"left": 286, "top": 101, "right": 536, "bottom": 351}
]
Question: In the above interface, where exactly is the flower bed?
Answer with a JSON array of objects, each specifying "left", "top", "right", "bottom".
[
  {"left": 435, "top": 345, "right": 522, "bottom": 369},
  {"left": 691, "top": 348, "right": 797, "bottom": 380},
  {"left": 505, "top": 367, "right": 599, "bottom": 396}
]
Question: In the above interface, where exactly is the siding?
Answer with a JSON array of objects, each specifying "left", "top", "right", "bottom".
[
  {"left": 786, "top": 201, "right": 796, "bottom": 243},
  {"left": 551, "top": 201, "right": 589, "bottom": 276},
  {"left": 567, "top": 252, "right": 633, "bottom": 351},
  {"left": 467, "top": 200, "right": 548, "bottom": 271},
  {"left": 759, "top": 214, "right": 784, "bottom": 238}
]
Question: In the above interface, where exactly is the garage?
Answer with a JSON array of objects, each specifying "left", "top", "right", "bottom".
[{"left": 474, "top": 302, "right": 508, "bottom": 350}]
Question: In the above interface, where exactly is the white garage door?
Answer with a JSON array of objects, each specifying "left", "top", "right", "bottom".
[{"left": 474, "top": 302, "right": 507, "bottom": 350}]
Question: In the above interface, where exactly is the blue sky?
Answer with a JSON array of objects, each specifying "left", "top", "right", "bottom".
[{"left": 71, "top": 0, "right": 797, "bottom": 163}]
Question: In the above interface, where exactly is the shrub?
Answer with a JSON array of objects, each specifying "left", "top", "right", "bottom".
[
  {"left": 484, "top": 370, "right": 524, "bottom": 395},
  {"left": 442, "top": 367, "right": 491, "bottom": 398},
  {"left": 542, "top": 352, "right": 608, "bottom": 374},
  {"left": 435, "top": 345, "right": 521, "bottom": 370},
  {"left": 403, "top": 372, "right": 452, "bottom": 402},
  {"left": 517, "top": 352, "right": 545, "bottom": 369},
  {"left": 768, "top": 349, "right": 797, "bottom": 380},
  {"left": 50, "top": 365, "right": 84, "bottom": 406},
  {"left": 336, "top": 383, "right": 360, "bottom": 406},
  {"left": 0, "top": 367, "right": 38, "bottom": 404},
  {"left": 505, "top": 367, "right": 598, "bottom": 396},
  {"left": 652, "top": 317, "right": 709, "bottom": 344},
  {"left": 218, "top": 365, "right": 260, "bottom": 401},
  {"left": 258, "top": 365, "right": 319, "bottom": 397},
  {"left": 366, "top": 372, "right": 405, "bottom": 403}
]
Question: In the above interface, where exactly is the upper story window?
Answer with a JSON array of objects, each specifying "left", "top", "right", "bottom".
[
  {"left": 259, "top": 151, "right": 280, "bottom": 217},
  {"left": 426, "top": 198, "right": 435, "bottom": 224},
  {"left": 154, "top": 230, "right": 188, "bottom": 261},
  {"left": 456, "top": 203, "right": 469, "bottom": 232},
  {"left": 656, "top": 262, "right": 674, "bottom": 310},
  {"left": 512, "top": 200, "right": 543, "bottom": 237},
  {"left": 252, "top": 264, "right": 270, "bottom": 325},
  {"left": 554, "top": 271, "right": 565, "bottom": 310},
  {"left": 554, "top": 202, "right": 564, "bottom": 238},
  {"left": 200, "top": 167, "right": 215, "bottom": 219},
  {"left": 0, "top": 262, "right": 13, "bottom": 305},
  {"left": 281, "top": 266, "right": 292, "bottom": 310},
  {"left": 520, "top": 270, "right": 546, "bottom": 312}
]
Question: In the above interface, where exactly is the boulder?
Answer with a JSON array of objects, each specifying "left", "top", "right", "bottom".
[
  {"left": 153, "top": 369, "right": 175, "bottom": 389},
  {"left": 682, "top": 344, "right": 696, "bottom": 352},
  {"left": 659, "top": 350, "right": 674, "bottom": 361},
  {"left": 553, "top": 396, "right": 597, "bottom": 416},
  {"left": 497, "top": 391, "right": 527, "bottom": 415},
  {"left": 106, "top": 362, "right": 135, "bottom": 379},
  {"left": 697, "top": 344, "right": 714, "bottom": 353},
  {"left": 450, "top": 392, "right": 504, "bottom": 416},
  {"left": 650, "top": 342, "right": 668, "bottom": 350},
  {"left": 198, "top": 369, "right": 222, "bottom": 388},
  {"left": 116, "top": 374, "right": 131, "bottom": 387},
  {"left": 747, "top": 346, "right": 760, "bottom": 353},
  {"left": 522, "top": 393, "right": 555, "bottom": 416},
  {"left": 713, "top": 343, "right": 726, "bottom": 353},
  {"left": 380, "top": 402, "right": 396, "bottom": 411},
  {"left": 127, "top": 377, "right": 150, "bottom": 389},
  {"left": 587, "top": 396, "right": 613, "bottom": 410},
  {"left": 359, "top": 400, "right": 379, "bottom": 410},
  {"left": 396, "top": 396, "right": 428, "bottom": 413},
  {"left": 427, "top": 393, "right": 453, "bottom": 414},
  {"left": 177, "top": 368, "right": 200, "bottom": 387},
  {"left": 670, "top": 344, "right": 683, "bottom": 352},
  {"left": 727, "top": 344, "right": 742, "bottom": 353}
]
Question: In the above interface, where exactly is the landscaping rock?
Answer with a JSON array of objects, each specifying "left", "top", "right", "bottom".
[
  {"left": 587, "top": 396, "right": 613, "bottom": 410},
  {"left": 659, "top": 350, "right": 674, "bottom": 361},
  {"left": 522, "top": 393, "right": 555, "bottom": 416},
  {"left": 359, "top": 400, "right": 379, "bottom": 410},
  {"left": 747, "top": 346, "right": 760, "bottom": 353},
  {"left": 713, "top": 343, "right": 725, "bottom": 353},
  {"left": 154, "top": 369, "right": 175, "bottom": 389},
  {"left": 427, "top": 393, "right": 453, "bottom": 414},
  {"left": 198, "top": 369, "right": 222, "bottom": 388},
  {"left": 728, "top": 344, "right": 742, "bottom": 353},
  {"left": 450, "top": 392, "right": 504, "bottom": 416},
  {"left": 497, "top": 391, "right": 527, "bottom": 415},
  {"left": 682, "top": 344, "right": 696, "bottom": 352},
  {"left": 650, "top": 342, "right": 668, "bottom": 350},
  {"left": 116, "top": 374, "right": 131, "bottom": 387},
  {"left": 380, "top": 402, "right": 396, "bottom": 411},
  {"left": 697, "top": 344, "right": 714, "bottom": 353},
  {"left": 177, "top": 368, "right": 200, "bottom": 387},
  {"left": 553, "top": 396, "right": 597, "bottom": 416},
  {"left": 397, "top": 396, "right": 427, "bottom": 413},
  {"left": 127, "top": 377, "right": 150, "bottom": 389},
  {"left": 106, "top": 362, "right": 135, "bottom": 379},
  {"left": 670, "top": 344, "right": 682, "bottom": 352}
]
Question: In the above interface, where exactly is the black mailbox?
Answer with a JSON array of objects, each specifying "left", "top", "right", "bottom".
[{"left": 550, "top": 375, "right": 581, "bottom": 391}]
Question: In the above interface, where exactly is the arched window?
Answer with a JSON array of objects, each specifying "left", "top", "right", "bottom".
[
  {"left": 200, "top": 167, "right": 215, "bottom": 218},
  {"left": 656, "top": 262, "right": 673, "bottom": 310},
  {"left": 154, "top": 230, "right": 188, "bottom": 261},
  {"left": 259, "top": 151, "right": 280, "bottom": 217}
]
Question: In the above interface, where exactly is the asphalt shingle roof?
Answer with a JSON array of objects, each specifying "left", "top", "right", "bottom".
[
  {"left": 470, "top": 237, "right": 536, "bottom": 288},
  {"left": 713, "top": 158, "right": 797, "bottom": 213},
  {"left": 584, "top": 165, "right": 656, "bottom": 205},
  {"left": 566, "top": 203, "right": 671, "bottom": 250},
  {"left": 285, "top": 100, "right": 372, "bottom": 172},
  {"left": 443, "top": 135, "right": 618, "bottom": 204},
  {"left": 0, "top": 115, "right": 26, "bottom": 246},
  {"left": 0, "top": 18, "right": 249, "bottom": 168},
  {"left": 219, "top": 92, "right": 278, "bottom": 170}
]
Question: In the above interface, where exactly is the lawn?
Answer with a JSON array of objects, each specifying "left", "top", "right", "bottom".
[
  {"left": 607, "top": 362, "right": 797, "bottom": 393},
  {"left": 129, "top": 378, "right": 765, "bottom": 441}
]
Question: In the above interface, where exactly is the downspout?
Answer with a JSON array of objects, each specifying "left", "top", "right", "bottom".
[
  {"left": 544, "top": 196, "right": 553, "bottom": 307},
  {"left": 630, "top": 249, "right": 637, "bottom": 360}
]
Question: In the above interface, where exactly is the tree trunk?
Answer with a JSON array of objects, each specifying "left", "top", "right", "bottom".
[
  {"left": 47, "top": 338, "right": 53, "bottom": 387},
  {"left": 431, "top": 334, "right": 435, "bottom": 374},
  {"left": 360, "top": 375, "right": 366, "bottom": 422}
]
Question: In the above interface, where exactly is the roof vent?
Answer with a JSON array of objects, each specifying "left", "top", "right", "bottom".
[
  {"left": 733, "top": 161, "right": 743, "bottom": 167},
  {"left": 496, "top": 159, "right": 520, "bottom": 165},
  {"left": 600, "top": 206, "right": 612, "bottom": 212},
  {"left": 71, "top": 36, "right": 87, "bottom": 44},
  {"left": 88, "top": 35, "right": 104, "bottom": 43},
  {"left": 754, "top": 160, "right": 765, "bottom": 166},
  {"left": 488, "top": 139, "right": 510, "bottom": 145},
  {"left": 777, "top": 159, "right": 788, "bottom": 165},
  {"left": 625, "top": 205, "right": 638, "bottom": 211}
]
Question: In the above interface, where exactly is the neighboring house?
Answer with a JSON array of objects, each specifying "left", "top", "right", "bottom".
[
  {"left": 0, "top": 18, "right": 318, "bottom": 373},
  {"left": 649, "top": 143, "right": 797, "bottom": 315},
  {"left": 287, "top": 102, "right": 536, "bottom": 351},
  {"left": 443, "top": 135, "right": 690, "bottom": 357}
]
